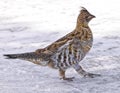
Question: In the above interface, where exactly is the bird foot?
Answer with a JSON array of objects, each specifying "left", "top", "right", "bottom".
[
  {"left": 84, "top": 73, "right": 101, "bottom": 78},
  {"left": 60, "top": 77, "right": 75, "bottom": 81}
]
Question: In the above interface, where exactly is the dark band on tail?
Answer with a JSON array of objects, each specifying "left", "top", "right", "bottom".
[{"left": 4, "top": 54, "right": 18, "bottom": 59}]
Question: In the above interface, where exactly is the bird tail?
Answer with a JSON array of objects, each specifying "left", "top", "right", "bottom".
[
  {"left": 4, "top": 52, "right": 35, "bottom": 59},
  {"left": 4, "top": 52, "right": 51, "bottom": 62},
  {"left": 4, "top": 52, "right": 52, "bottom": 66}
]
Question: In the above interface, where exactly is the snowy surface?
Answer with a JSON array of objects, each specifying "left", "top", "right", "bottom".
[{"left": 0, "top": 0, "right": 120, "bottom": 93}]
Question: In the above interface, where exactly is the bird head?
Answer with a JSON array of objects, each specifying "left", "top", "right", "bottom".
[{"left": 77, "top": 7, "right": 95, "bottom": 27}]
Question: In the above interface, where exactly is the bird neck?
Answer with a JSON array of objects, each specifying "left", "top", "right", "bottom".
[
  {"left": 75, "top": 20, "right": 89, "bottom": 30},
  {"left": 74, "top": 18, "right": 93, "bottom": 42}
]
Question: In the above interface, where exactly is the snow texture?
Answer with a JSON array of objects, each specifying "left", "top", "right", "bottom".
[{"left": 0, "top": 0, "right": 120, "bottom": 93}]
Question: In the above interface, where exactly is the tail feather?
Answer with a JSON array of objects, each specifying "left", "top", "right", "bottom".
[
  {"left": 4, "top": 52, "right": 35, "bottom": 59},
  {"left": 4, "top": 52, "right": 52, "bottom": 66},
  {"left": 4, "top": 54, "right": 18, "bottom": 59},
  {"left": 3, "top": 52, "right": 52, "bottom": 61}
]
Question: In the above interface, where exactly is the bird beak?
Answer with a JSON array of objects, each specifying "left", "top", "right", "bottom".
[
  {"left": 91, "top": 14, "right": 96, "bottom": 18},
  {"left": 87, "top": 14, "right": 96, "bottom": 21}
]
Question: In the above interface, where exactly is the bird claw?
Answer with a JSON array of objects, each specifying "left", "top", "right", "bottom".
[
  {"left": 60, "top": 77, "right": 75, "bottom": 81},
  {"left": 84, "top": 73, "right": 101, "bottom": 78}
]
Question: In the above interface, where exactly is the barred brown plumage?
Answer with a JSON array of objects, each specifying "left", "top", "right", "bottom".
[{"left": 4, "top": 7, "right": 100, "bottom": 81}]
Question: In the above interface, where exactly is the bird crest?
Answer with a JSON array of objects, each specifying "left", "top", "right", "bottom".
[
  {"left": 81, "top": 7, "right": 87, "bottom": 11},
  {"left": 79, "top": 7, "right": 88, "bottom": 13}
]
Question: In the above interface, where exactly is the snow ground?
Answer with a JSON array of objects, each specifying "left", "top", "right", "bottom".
[{"left": 0, "top": 0, "right": 120, "bottom": 93}]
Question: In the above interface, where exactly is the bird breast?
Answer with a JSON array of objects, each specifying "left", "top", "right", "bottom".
[{"left": 51, "top": 40, "right": 86, "bottom": 69}]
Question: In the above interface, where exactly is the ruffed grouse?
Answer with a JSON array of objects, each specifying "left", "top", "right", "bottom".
[{"left": 4, "top": 7, "right": 100, "bottom": 81}]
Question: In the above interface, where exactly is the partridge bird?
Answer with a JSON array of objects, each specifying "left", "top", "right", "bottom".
[{"left": 4, "top": 7, "right": 100, "bottom": 81}]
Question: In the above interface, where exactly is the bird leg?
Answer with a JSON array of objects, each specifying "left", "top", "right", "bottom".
[
  {"left": 73, "top": 64, "right": 101, "bottom": 78},
  {"left": 59, "top": 69, "right": 74, "bottom": 81}
]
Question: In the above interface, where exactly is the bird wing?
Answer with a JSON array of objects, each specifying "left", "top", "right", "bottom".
[
  {"left": 35, "top": 30, "right": 75, "bottom": 54},
  {"left": 43, "top": 31, "right": 75, "bottom": 53}
]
